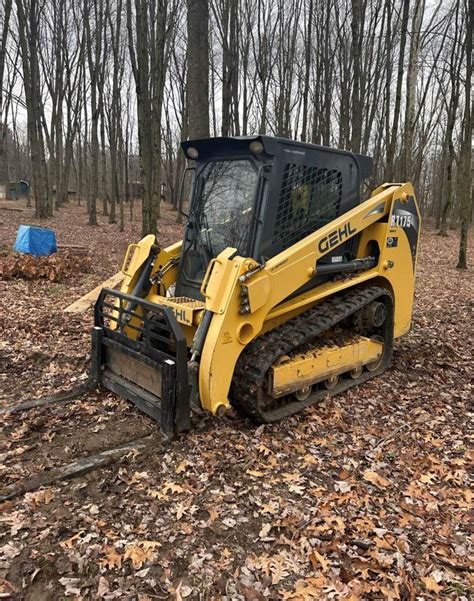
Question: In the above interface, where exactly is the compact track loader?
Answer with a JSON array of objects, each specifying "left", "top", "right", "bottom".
[{"left": 92, "top": 136, "right": 420, "bottom": 436}]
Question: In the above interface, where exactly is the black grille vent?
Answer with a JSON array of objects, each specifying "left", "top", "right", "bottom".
[{"left": 272, "top": 164, "right": 343, "bottom": 247}]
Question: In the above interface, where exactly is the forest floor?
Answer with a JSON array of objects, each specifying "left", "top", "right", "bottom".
[{"left": 0, "top": 200, "right": 472, "bottom": 600}]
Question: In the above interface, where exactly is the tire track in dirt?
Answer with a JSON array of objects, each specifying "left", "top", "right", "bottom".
[{"left": 1, "top": 391, "right": 157, "bottom": 493}]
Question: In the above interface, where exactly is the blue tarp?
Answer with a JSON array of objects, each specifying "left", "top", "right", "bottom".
[{"left": 14, "top": 225, "right": 57, "bottom": 256}]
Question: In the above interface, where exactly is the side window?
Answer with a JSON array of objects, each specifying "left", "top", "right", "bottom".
[{"left": 273, "top": 164, "right": 342, "bottom": 248}]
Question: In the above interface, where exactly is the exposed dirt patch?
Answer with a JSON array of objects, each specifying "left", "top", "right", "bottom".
[{"left": 1, "top": 393, "right": 155, "bottom": 491}]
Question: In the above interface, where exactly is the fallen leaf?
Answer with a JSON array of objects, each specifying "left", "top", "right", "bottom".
[
  {"left": 282, "top": 576, "right": 327, "bottom": 599},
  {"left": 324, "top": 515, "right": 345, "bottom": 533},
  {"left": 256, "top": 443, "right": 272, "bottom": 457},
  {"left": 363, "top": 470, "right": 391, "bottom": 489},
  {"left": 0, "top": 543, "right": 21, "bottom": 559},
  {"left": 176, "top": 581, "right": 193, "bottom": 599},
  {"left": 100, "top": 546, "right": 123, "bottom": 569},
  {"left": 419, "top": 473, "right": 437, "bottom": 484},
  {"left": 176, "top": 502, "right": 187, "bottom": 520},
  {"left": 282, "top": 472, "right": 302, "bottom": 482},
  {"left": 259, "top": 501, "right": 279, "bottom": 515},
  {"left": 206, "top": 507, "right": 219, "bottom": 524},
  {"left": 259, "top": 523, "right": 272, "bottom": 539},
  {"left": 289, "top": 483, "right": 305, "bottom": 495},
  {"left": 124, "top": 541, "right": 161, "bottom": 568},
  {"left": 59, "top": 577, "right": 81, "bottom": 596},
  {"left": 97, "top": 576, "right": 109, "bottom": 597},
  {"left": 24, "top": 488, "right": 54, "bottom": 507},
  {"left": 60, "top": 530, "right": 85, "bottom": 549},
  {"left": 335, "top": 480, "right": 352, "bottom": 493},
  {"left": 176, "top": 460, "right": 189, "bottom": 474},
  {"left": 421, "top": 575, "right": 443, "bottom": 593},
  {"left": 308, "top": 549, "right": 329, "bottom": 573},
  {"left": 303, "top": 454, "right": 318, "bottom": 466},
  {"left": 163, "top": 482, "right": 185, "bottom": 494}
]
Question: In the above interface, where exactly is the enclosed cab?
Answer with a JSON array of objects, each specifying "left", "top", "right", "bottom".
[{"left": 177, "top": 136, "right": 373, "bottom": 300}]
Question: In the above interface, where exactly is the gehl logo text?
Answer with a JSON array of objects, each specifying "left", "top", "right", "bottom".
[
  {"left": 318, "top": 222, "right": 356, "bottom": 253},
  {"left": 173, "top": 307, "right": 187, "bottom": 322}
]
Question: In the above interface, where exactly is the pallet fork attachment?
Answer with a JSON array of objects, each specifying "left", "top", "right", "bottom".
[{"left": 91, "top": 288, "right": 191, "bottom": 437}]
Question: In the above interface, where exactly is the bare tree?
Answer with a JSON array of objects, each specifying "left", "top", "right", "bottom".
[
  {"left": 84, "top": 0, "right": 105, "bottom": 225},
  {"left": 386, "top": 0, "right": 410, "bottom": 180},
  {"left": 105, "top": 0, "right": 125, "bottom": 225},
  {"left": 187, "top": 0, "right": 210, "bottom": 139},
  {"left": 0, "top": 0, "right": 13, "bottom": 183},
  {"left": 127, "top": 0, "right": 177, "bottom": 235},
  {"left": 456, "top": 0, "right": 472, "bottom": 269},
  {"left": 15, "top": 0, "right": 50, "bottom": 217},
  {"left": 438, "top": 2, "right": 463, "bottom": 236}
]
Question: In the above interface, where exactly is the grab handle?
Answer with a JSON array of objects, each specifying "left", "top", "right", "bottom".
[{"left": 121, "top": 244, "right": 140, "bottom": 277}]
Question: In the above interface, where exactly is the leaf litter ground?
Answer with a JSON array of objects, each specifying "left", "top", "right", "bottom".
[{"left": 0, "top": 202, "right": 472, "bottom": 600}]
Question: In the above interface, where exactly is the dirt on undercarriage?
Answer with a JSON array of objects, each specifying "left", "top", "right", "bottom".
[{"left": 0, "top": 201, "right": 473, "bottom": 600}]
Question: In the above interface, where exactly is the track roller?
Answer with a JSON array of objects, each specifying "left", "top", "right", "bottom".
[
  {"left": 294, "top": 386, "right": 312, "bottom": 401},
  {"left": 324, "top": 375, "right": 339, "bottom": 389},
  {"left": 350, "top": 366, "right": 363, "bottom": 379}
]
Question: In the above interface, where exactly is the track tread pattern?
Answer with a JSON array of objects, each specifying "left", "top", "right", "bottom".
[{"left": 231, "top": 285, "right": 393, "bottom": 422}]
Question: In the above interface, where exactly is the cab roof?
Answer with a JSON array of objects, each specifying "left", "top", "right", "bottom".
[{"left": 181, "top": 135, "right": 373, "bottom": 181}]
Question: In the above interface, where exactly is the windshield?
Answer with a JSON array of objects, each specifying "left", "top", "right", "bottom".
[{"left": 194, "top": 160, "right": 258, "bottom": 258}]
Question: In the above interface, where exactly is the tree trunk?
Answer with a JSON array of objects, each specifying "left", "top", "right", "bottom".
[
  {"left": 386, "top": 0, "right": 410, "bottom": 180},
  {"left": 0, "top": 0, "right": 13, "bottom": 183},
  {"left": 127, "top": 0, "right": 171, "bottom": 236},
  {"left": 301, "top": 0, "right": 313, "bottom": 142},
  {"left": 85, "top": 0, "right": 103, "bottom": 226},
  {"left": 16, "top": 0, "right": 50, "bottom": 218},
  {"left": 401, "top": 0, "right": 425, "bottom": 182},
  {"left": 350, "top": 0, "right": 363, "bottom": 153},
  {"left": 456, "top": 0, "right": 472, "bottom": 269},
  {"left": 186, "top": 0, "right": 210, "bottom": 139}
]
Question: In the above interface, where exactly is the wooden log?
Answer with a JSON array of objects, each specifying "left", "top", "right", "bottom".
[
  {"left": 0, "top": 205, "right": 25, "bottom": 212},
  {"left": 58, "top": 244, "right": 88, "bottom": 254},
  {"left": 64, "top": 271, "right": 125, "bottom": 313}
]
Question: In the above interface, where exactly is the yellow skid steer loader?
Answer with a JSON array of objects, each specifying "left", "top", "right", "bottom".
[{"left": 91, "top": 136, "right": 420, "bottom": 436}]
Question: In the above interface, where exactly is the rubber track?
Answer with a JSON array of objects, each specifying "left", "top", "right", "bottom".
[{"left": 231, "top": 285, "right": 393, "bottom": 422}]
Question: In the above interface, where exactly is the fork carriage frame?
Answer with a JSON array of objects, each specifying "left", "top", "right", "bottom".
[{"left": 92, "top": 288, "right": 191, "bottom": 437}]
